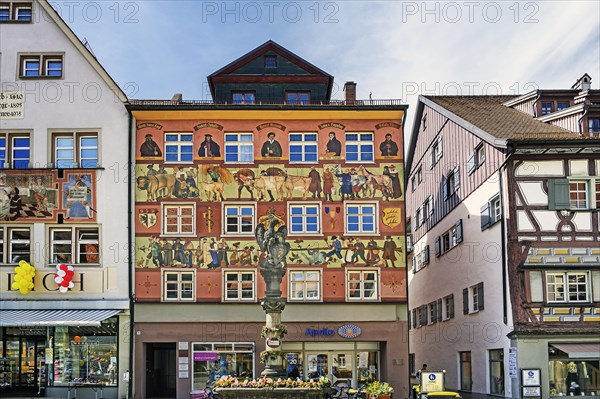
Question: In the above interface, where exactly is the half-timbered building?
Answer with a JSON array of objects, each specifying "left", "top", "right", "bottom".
[
  {"left": 129, "top": 41, "right": 409, "bottom": 399},
  {"left": 406, "top": 79, "right": 599, "bottom": 398}
]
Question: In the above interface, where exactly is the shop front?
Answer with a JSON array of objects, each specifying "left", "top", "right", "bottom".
[{"left": 0, "top": 310, "right": 128, "bottom": 399}]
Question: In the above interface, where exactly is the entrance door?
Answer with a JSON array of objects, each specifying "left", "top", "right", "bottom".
[
  {"left": 4, "top": 337, "right": 45, "bottom": 394},
  {"left": 146, "top": 343, "right": 176, "bottom": 399},
  {"left": 306, "top": 352, "right": 355, "bottom": 387}
]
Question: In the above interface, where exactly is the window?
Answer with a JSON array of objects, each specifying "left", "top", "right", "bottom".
[
  {"left": 548, "top": 358, "right": 600, "bottom": 397},
  {"left": 489, "top": 349, "right": 505, "bottom": 395},
  {"left": 49, "top": 227, "right": 99, "bottom": 264},
  {"left": 411, "top": 176, "right": 416, "bottom": 192},
  {"left": 345, "top": 133, "right": 374, "bottom": 163},
  {"left": 0, "top": 2, "right": 32, "bottom": 22},
  {"left": 412, "top": 245, "right": 430, "bottom": 272},
  {"left": 347, "top": 270, "right": 378, "bottom": 301},
  {"left": 0, "top": 226, "right": 31, "bottom": 263},
  {"left": 463, "top": 282, "right": 484, "bottom": 314},
  {"left": 288, "top": 203, "right": 321, "bottom": 235},
  {"left": 406, "top": 228, "right": 413, "bottom": 253},
  {"left": 589, "top": 118, "right": 600, "bottom": 137},
  {"left": 569, "top": 181, "right": 588, "bottom": 209},
  {"left": 546, "top": 272, "right": 589, "bottom": 303},
  {"left": 423, "top": 196, "right": 433, "bottom": 221},
  {"left": 443, "top": 294, "right": 454, "bottom": 320},
  {"left": 53, "top": 133, "right": 98, "bottom": 168},
  {"left": 264, "top": 55, "right": 277, "bottom": 68},
  {"left": 163, "top": 270, "right": 195, "bottom": 301},
  {"left": 289, "top": 132, "right": 318, "bottom": 163},
  {"left": 435, "top": 220, "right": 463, "bottom": 256},
  {"left": 460, "top": 351, "right": 472, "bottom": 391},
  {"left": 428, "top": 301, "right": 437, "bottom": 325},
  {"left": 223, "top": 204, "right": 255, "bottom": 235},
  {"left": 345, "top": 202, "right": 377, "bottom": 234},
  {"left": 417, "top": 166, "right": 423, "bottom": 183},
  {"left": 409, "top": 353, "right": 416, "bottom": 376},
  {"left": 422, "top": 113, "right": 427, "bottom": 131},
  {"left": 232, "top": 92, "right": 255, "bottom": 104},
  {"left": 191, "top": 343, "right": 254, "bottom": 389},
  {"left": 429, "top": 136, "right": 443, "bottom": 168},
  {"left": 19, "top": 54, "right": 63, "bottom": 78},
  {"left": 541, "top": 102, "right": 553, "bottom": 115},
  {"left": 481, "top": 194, "right": 501, "bottom": 230},
  {"left": 224, "top": 271, "right": 255, "bottom": 301},
  {"left": 418, "top": 304, "right": 428, "bottom": 326},
  {"left": 467, "top": 143, "right": 485, "bottom": 174},
  {"left": 557, "top": 101, "right": 570, "bottom": 111},
  {"left": 162, "top": 204, "right": 195, "bottom": 236},
  {"left": 225, "top": 133, "right": 254, "bottom": 163},
  {"left": 286, "top": 92, "right": 309, "bottom": 105},
  {"left": 289, "top": 270, "right": 321, "bottom": 301},
  {"left": 415, "top": 207, "right": 423, "bottom": 228},
  {"left": 164, "top": 133, "right": 193, "bottom": 163},
  {"left": 444, "top": 166, "right": 460, "bottom": 200},
  {"left": 0, "top": 133, "right": 30, "bottom": 168},
  {"left": 549, "top": 178, "right": 600, "bottom": 210}
]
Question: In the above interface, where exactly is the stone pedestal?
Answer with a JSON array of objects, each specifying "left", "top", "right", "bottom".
[{"left": 216, "top": 388, "right": 325, "bottom": 399}]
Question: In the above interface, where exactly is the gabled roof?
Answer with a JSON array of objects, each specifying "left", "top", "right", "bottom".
[
  {"left": 405, "top": 95, "right": 578, "bottom": 177},
  {"left": 207, "top": 40, "right": 334, "bottom": 99},
  {"left": 571, "top": 72, "right": 592, "bottom": 89},
  {"left": 37, "top": 0, "right": 127, "bottom": 102}
]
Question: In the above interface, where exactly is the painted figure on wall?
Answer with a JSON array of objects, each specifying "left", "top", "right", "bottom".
[
  {"left": 308, "top": 167, "right": 322, "bottom": 199},
  {"left": 334, "top": 168, "right": 354, "bottom": 201},
  {"left": 322, "top": 168, "right": 335, "bottom": 202},
  {"left": 326, "top": 131, "right": 342, "bottom": 156},
  {"left": 379, "top": 133, "right": 399, "bottom": 156},
  {"left": 382, "top": 236, "right": 400, "bottom": 267},
  {"left": 198, "top": 134, "right": 221, "bottom": 157},
  {"left": 383, "top": 165, "right": 402, "bottom": 199},
  {"left": 261, "top": 132, "right": 283, "bottom": 157},
  {"left": 325, "top": 236, "right": 343, "bottom": 262},
  {"left": 366, "top": 238, "right": 380, "bottom": 265},
  {"left": 352, "top": 238, "right": 367, "bottom": 264},
  {"left": 64, "top": 174, "right": 94, "bottom": 219},
  {"left": 1, "top": 173, "right": 56, "bottom": 220},
  {"left": 140, "top": 134, "right": 162, "bottom": 157}
]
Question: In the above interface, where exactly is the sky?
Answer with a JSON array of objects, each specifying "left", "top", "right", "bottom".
[{"left": 56, "top": 0, "right": 600, "bottom": 136}]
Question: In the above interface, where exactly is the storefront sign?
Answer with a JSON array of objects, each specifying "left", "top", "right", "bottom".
[
  {"left": 286, "top": 353, "right": 299, "bottom": 376},
  {"left": 420, "top": 372, "right": 445, "bottom": 393},
  {"left": 338, "top": 324, "right": 361, "bottom": 339},
  {"left": 267, "top": 339, "right": 280, "bottom": 347},
  {"left": 508, "top": 347, "right": 518, "bottom": 378},
  {"left": 522, "top": 386, "right": 541, "bottom": 397},
  {"left": 2, "top": 270, "right": 107, "bottom": 293},
  {"left": 194, "top": 352, "right": 218, "bottom": 361},
  {"left": 521, "top": 369, "right": 541, "bottom": 386},
  {"left": 305, "top": 327, "right": 335, "bottom": 337}
]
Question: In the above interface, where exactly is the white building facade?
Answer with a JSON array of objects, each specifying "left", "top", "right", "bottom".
[{"left": 0, "top": 1, "right": 131, "bottom": 398}]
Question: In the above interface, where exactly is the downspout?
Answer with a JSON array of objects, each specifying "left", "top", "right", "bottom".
[
  {"left": 578, "top": 104, "right": 589, "bottom": 136},
  {"left": 498, "top": 147, "right": 514, "bottom": 325},
  {"left": 400, "top": 107, "right": 411, "bottom": 395},
  {"left": 532, "top": 91, "right": 541, "bottom": 118},
  {"left": 127, "top": 108, "right": 135, "bottom": 399}
]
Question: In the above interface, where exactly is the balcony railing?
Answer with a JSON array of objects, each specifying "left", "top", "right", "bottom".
[{"left": 129, "top": 99, "right": 405, "bottom": 107}]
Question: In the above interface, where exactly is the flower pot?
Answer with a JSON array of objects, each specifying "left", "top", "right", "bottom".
[{"left": 378, "top": 395, "right": 391, "bottom": 399}]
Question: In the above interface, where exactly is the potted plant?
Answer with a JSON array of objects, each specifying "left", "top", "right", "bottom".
[{"left": 364, "top": 380, "right": 394, "bottom": 399}]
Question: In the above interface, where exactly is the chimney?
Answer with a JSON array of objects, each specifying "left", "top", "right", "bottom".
[
  {"left": 171, "top": 93, "right": 183, "bottom": 104},
  {"left": 344, "top": 81, "right": 357, "bottom": 104}
]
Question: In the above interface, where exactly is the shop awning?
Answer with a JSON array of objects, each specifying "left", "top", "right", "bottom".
[
  {"left": 551, "top": 343, "right": 600, "bottom": 359},
  {"left": 0, "top": 310, "right": 121, "bottom": 327}
]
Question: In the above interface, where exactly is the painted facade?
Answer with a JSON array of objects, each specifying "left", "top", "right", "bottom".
[
  {"left": 131, "top": 41, "right": 409, "bottom": 399},
  {"left": 0, "top": 1, "right": 130, "bottom": 398}
]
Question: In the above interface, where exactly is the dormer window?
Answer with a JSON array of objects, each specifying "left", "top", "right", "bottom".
[{"left": 264, "top": 55, "right": 277, "bottom": 68}]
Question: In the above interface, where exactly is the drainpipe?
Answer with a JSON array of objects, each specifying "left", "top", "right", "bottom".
[
  {"left": 498, "top": 145, "right": 515, "bottom": 326},
  {"left": 127, "top": 108, "right": 135, "bottom": 399},
  {"left": 532, "top": 91, "right": 541, "bottom": 118},
  {"left": 578, "top": 104, "right": 589, "bottom": 136}
]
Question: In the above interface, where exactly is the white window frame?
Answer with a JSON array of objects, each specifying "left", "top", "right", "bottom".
[
  {"left": 14, "top": 4, "right": 32, "bottom": 21},
  {"left": 52, "top": 131, "right": 99, "bottom": 168},
  {"left": 472, "top": 285, "right": 479, "bottom": 312},
  {"left": 224, "top": 133, "right": 254, "bottom": 164},
  {"left": 344, "top": 132, "right": 374, "bottom": 163},
  {"left": 475, "top": 143, "right": 485, "bottom": 167},
  {"left": 288, "top": 132, "right": 318, "bottom": 164},
  {"left": 344, "top": 202, "right": 378, "bottom": 235},
  {"left": 162, "top": 269, "right": 196, "bottom": 302},
  {"left": 417, "top": 166, "right": 423, "bottom": 183},
  {"left": 1, "top": 226, "right": 32, "bottom": 264},
  {"left": 569, "top": 180, "right": 588, "bottom": 210},
  {"left": 19, "top": 54, "right": 63, "bottom": 78},
  {"left": 346, "top": 269, "right": 379, "bottom": 302},
  {"left": 546, "top": 271, "right": 590, "bottom": 303},
  {"left": 223, "top": 270, "right": 256, "bottom": 302},
  {"left": 161, "top": 203, "right": 196, "bottom": 237},
  {"left": 287, "top": 202, "right": 321, "bottom": 235},
  {"left": 443, "top": 294, "right": 454, "bottom": 320},
  {"left": 49, "top": 226, "right": 100, "bottom": 265},
  {"left": 490, "top": 195, "right": 501, "bottom": 223},
  {"left": 1, "top": 133, "right": 31, "bottom": 168},
  {"left": 430, "top": 136, "right": 443, "bottom": 168},
  {"left": 442, "top": 226, "right": 458, "bottom": 252},
  {"left": 423, "top": 196, "right": 433, "bottom": 220},
  {"left": 0, "top": 2, "right": 32, "bottom": 21},
  {"left": 164, "top": 132, "right": 194, "bottom": 164},
  {"left": 222, "top": 203, "right": 256, "bottom": 236},
  {"left": 288, "top": 270, "right": 322, "bottom": 302}
]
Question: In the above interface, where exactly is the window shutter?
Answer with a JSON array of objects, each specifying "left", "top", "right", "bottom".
[
  {"left": 477, "top": 282, "right": 485, "bottom": 311},
  {"left": 438, "top": 137, "right": 443, "bottom": 159},
  {"left": 455, "top": 219, "right": 463, "bottom": 244},
  {"left": 548, "top": 178, "right": 570, "bottom": 210},
  {"left": 435, "top": 236, "right": 441, "bottom": 257},
  {"left": 429, "top": 150, "right": 434, "bottom": 170},
  {"left": 424, "top": 245, "right": 430, "bottom": 265},
  {"left": 467, "top": 152, "right": 476, "bottom": 175},
  {"left": 454, "top": 166, "right": 461, "bottom": 191},
  {"left": 431, "top": 302, "right": 437, "bottom": 324},
  {"left": 443, "top": 176, "right": 448, "bottom": 200},
  {"left": 428, "top": 197, "right": 434, "bottom": 218},
  {"left": 408, "top": 309, "right": 412, "bottom": 329},
  {"left": 437, "top": 298, "right": 443, "bottom": 322},
  {"left": 412, "top": 308, "right": 417, "bottom": 328},
  {"left": 412, "top": 256, "right": 416, "bottom": 273},
  {"left": 480, "top": 202, "right": 491, "bottom": 230},
  {"left": 463, "top": 288, "right": 469, "bottom": 314},
  {"left": 420, "top": 305, "right": 428, "bottom": 326},
  {"left": 448, "top": 294, "right": 455, "bottom": 318}
]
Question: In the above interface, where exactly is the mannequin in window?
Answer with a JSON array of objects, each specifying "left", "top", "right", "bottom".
[
  {"left": 566, "top": 361, "right": 578, "bottom": 387},
  {"left": 554, "top": 361, "right": 566, "bottom": 394}
]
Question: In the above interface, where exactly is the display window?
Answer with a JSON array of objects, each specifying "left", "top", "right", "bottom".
[
  {"left": 49, "top": 317, "right": 118, "bottom": 386},
  {"left": 191, "top": 343, "right": 254, "bottom": 391},
  {"left": 548, "top": 358, "right": 599, "bottom": 397}
]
